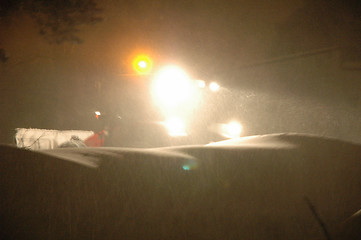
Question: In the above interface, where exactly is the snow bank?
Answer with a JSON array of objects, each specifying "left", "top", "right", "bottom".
[
  {"left": 14, "top": 128, "right": 94, "bottom": 150},
  {"left": 1, "top": 133, "right": 361, "bottom": 239}
]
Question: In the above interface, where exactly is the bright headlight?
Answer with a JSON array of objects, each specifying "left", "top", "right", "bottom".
[
  {"left": 221, "top": 121, "right": 243, "bottom": 138},
  {"left": 152, "top": 66, "right": 196, "bottom": 108},
  {"left": 209, "top": 82, "right": 220, "bottom": 92},
  {"left": 164, "top": 117, "right": 187, "bottom": 137}
]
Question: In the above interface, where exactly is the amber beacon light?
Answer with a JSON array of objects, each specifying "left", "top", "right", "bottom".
[{"left": 132, "top": 55, "right": 153, "bottom": 74}]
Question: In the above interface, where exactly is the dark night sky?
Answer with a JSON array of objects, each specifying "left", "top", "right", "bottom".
[
  {"left": 1, "top": 0, "right": 360, "bottom": 144},
  {"left": 1, "top": 0, "right": 304, "bottom": 76}
]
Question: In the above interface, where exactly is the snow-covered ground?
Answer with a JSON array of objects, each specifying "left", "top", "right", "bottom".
[{"left": 1, "top": 133, "right": 360, "bottom": 239}]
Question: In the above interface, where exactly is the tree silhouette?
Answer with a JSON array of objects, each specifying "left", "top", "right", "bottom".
[{"left": 0, "top": 0, "right": 103, "bottom": 44}]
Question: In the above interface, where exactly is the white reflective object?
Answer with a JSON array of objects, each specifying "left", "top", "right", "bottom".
[
  {"left": 95, "top": 111, "right": 101, "bottom": 116},
  {"left": 209, "top": 82, "right": 220, "bottom": 92},
  {"left": 152, "top": 66, "right": 195, "bottom": 107},
  {"left": 164, "top": 117, "right": 187, "bottom": 137},
  {"left": 221, "top": 121, "right": 243, "bottom": 138}
]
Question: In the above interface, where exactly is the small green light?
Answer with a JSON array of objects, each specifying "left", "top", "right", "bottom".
[
  {"left": 182, "top": 165, "right": 191, "bottom": 171},
  {"left": 182, "top": 159, "right": 199, "bottom": 171}
]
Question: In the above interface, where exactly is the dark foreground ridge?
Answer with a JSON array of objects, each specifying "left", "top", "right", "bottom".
[{"left": 1, "top": 133, "right": 360, "bottom": 239}]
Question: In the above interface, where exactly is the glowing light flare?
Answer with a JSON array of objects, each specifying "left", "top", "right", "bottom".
[
  {"left": 138, "top": 60, "right": 147, "bottom": 68},
  {"left": 152, "top": 66, "right": 196, "bottom": 107},
  {"left": 196, "top": 80, "right": 206, "bottom": 88},
  {"left": 182, "top": 159, "right": 199, "bottom": 171},
  {"left": 132, "top": 55, "right": 152, "bottom": 74},
  {"left": 221, "top": 121, "right": 243, "bottom": 138},
  {"left": 163, "top": 117, "right": 187, "bottom": 137},
  {"left": 209, "top": 82, "right": 220, "bottom": 92},
  {"left": 182, "top": 165, "right": 191, "bottom": 170}
]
